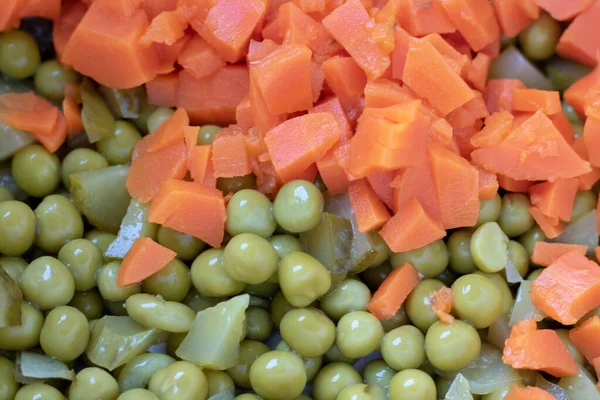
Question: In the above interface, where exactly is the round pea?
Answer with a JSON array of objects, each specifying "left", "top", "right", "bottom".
[
  {"left": 245, "top": 281, "right": 279, "bottom": 298},
  {"left": 191, "top": 248, "right": 245, "bottom": 297},
  {"left": 388, "top": 369, "right": 436, "bottom": 400},
  {"left": 279, "top": 251, "right": 331, "bottom": 307},
  {"left": 270, "top": 235, "right": 302, "bottom": 257},
  {"left": 471, "top": 222, "right": 509, "bottom": 273},
  {"left": 336, "top": 311, "right": 384, "bottom": 359},
  {"left": 476, "top": 194, "right": 502, "bottom": 227},
  {"left": 405, "top": 279, "right": 444, "bottom": 331},
  {"left": 0, "top": 357, "right": 19, "bottom": 400},
  {"left": 58, "top": 238, "right": 103, "bottom": 292},
  {"left": 125, "top": 293, "right": 195, "bottom": 333},
  {"left": 249, "top": 350, "right": 307, "bottom": 400},
  {"left": 360, "top": 262, "right": 391, "bottom": 292},
  {"left": 313, "top": 363, "right": 362, "bottom": 400},
  {"left": 0, "top": 30, "right": 40, "bottom": 79},
  {"left": 223, "top": 233, "right": 278, "bottom": 285},
  {"left": 14, "top": 383, "right": 64, "bottom": 400},
  {"left": 226, "top": 189, "right": 276, "bottom": 238},
  {"left": 518, "top": 13, "right": 561, "bottom": 61},
  {"left": 0, "top": 256, "right": 27, "bottom": 282},
  {"left": 280, "top": 308, "right": 336, "bottom": 358},
  {"left": 97, "top": 261, "right": 141, "bottom": 301},
  {"left": 147, "top": 107, "right": 174, "bottom": 133},
  {"left": 499, "top": 194, "right": 534, "bottom": 237},
  {"left": 217, "top": 174, "right": 257, "bottom": 194},
  {"left": 226, "top": 340, "right": 269, "bottom": 388},
  {"left": 12, "top": 144, "right": 60, "bottom": 197},
  {"left": 273, "top": 180, "right": 324, "bottom": 233},
  {"left": 97, "top": 121, "right": 142, "bottom": 165},
  {"left": 34, "top": 60, "right": 79, "bottom": 101},
  {"left": 324, "top": 343, "right": 356, "bottom": 364},
  {"left": 0, "top": 302, "right": 43, "bottom": 350},
  {"left": 34, "top": 194, "right": 84, "bottom": 252},
  {"left": 69, "top": 368, "right": 119, "bottom": 400},
  {"left": 447, "top": 229, "right": 476, "bottom": 274},
  {"left": 473, "top": 271, "right": 514, "bottom": 315},
  {"left": 390, "top": 239, "right": 449, "bottom": 278},
  {"left": 166, "top": 332, "right": 186, "bottom": 358},
  {"left": 142, "top": 258, "right": 191, "bottom": 302},
  {"left": 20, "top": 256, "right": 75, "bottom": 310},
  {"left": 320, "top": 278, "right": 371, "bottom": 321},
  {"left": 381, "top": 306, "right": 410, "bottom": 333},
  {"left": 507, "top": 240, "right": 529, "bottom": 279},
  {"left": 271, "top": 291, "right": 296, "bottom": 327},
  {"left": 61, "top": 149, "right": 109, "bottom": 190},
  {"left": 572, "top": 191, "right": 598, "bottom": 221},
  {"left": 363, "top": 360, "right": 396, "bottom": 390},
  {"left": 197, "top": 125, "right": 221, "bottom": 145},
  {"left": 118, "top": 353, "right": 175, "bottom": 393},
  {"left": 0, "top": 200, "right": 35, "bottom": 256},
  {"left": 40, "top": 305, "right": 89, "bottom": 362},
  {"left": 149, "top": 361, "right": 207, "bottom": 400},
  {"left": 245, "top": 307, "right": 273, "bottom": 341},
  {"left": 337, "top": 383, "right": 386, "bottom": 400},
  {"left": 205, "top": 370, "right": 235, "bottom": 397},
  {"left": 381, "top": 325, "right": 426, "bottom": 371},
  {"left": 85, "top": 230, "right": 116, "bottom": 262},
  {"left": 234, "top": 395, "right": 259, "bottom": 400},
  {"left": 452, "top": 274, "right": 503, "bottom": 328},
  {"left": 156, "top": 226, "right": 205, "bottom": 261},
  {"left": 425, "top": 320, "right": 481, "bottom": 371},
  {"left": 118, "top": 388, "right": 159, "bottom": 400},
  {"left": 367, "top": 231, "right": 390, "bottom": 268},
  {"left": 0, "top": 186, "right": 14, "bottom": 203},
  {"left": 275, "top": 340, "right": 323, "bottom": 381},
  {"left": 69, "top": 289, "right": 104, "bottom": 320}
]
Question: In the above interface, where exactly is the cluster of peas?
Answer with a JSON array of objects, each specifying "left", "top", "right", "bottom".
[{"left": 1, "top": 11, "right": 600, "bottom": 400}]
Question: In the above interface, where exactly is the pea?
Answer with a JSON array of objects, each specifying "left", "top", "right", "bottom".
[
  {"left": 363, "top": 360, "right": 396, "bottom": 390},
  {"left": 227, "top": 340, "right": 269, "bottom": 388},
  {"left": 205, "top": 370, "right": 235, "bottom": 397},
  {"left": 245, "top": 281, "right": 279, "bottom": 298},
  {"left": 527, "top": 268, "right": 544, "bottom": 281},
  {"left": 518, "top": 226, "right": 546, "bottom": 258},
  {"left": 191, "top": 248, "right": 246, "bottom": 297},
  {"left": 279, "top": 251, "right": 331, "bottom": 307},
  {"left": 217, "top": 174, "right": 257, "bottom": 194},
  {"left": 12, "top": 144, "right": 61, "bottom": 197},
  {"left": 20, "top": 256, "right": 75, "bottom": 310},
  {"left": 471, "top": 222, "right": 509, "bottom": 273},
  {"left": 313, "top": 363, "right": 362, "bottom": 400},
  {"left": 405, "top": 279, "right": 444, "bottom": 331},
  {"left": 425, "top": 320, "right": 481, "bottom": 371},
  {"left": 58, "top": 239, "right": 103, "bottom": 292},
  {"left": 0, "top": 256, "right": 27, "bottom": 282},
  {"left": 274, "top": 180, "right": 324, "bottom": 233},
  {"left": 0, "top": 186, "right": 15, "bottom": 203},
  {"left": 381, "top": 307, "right": 410, "bottom": 333},
  {"left": 337, "top": 383, "right": 386, "bottom": 400},
  {"left": 476, "top": 194, "right": 502, "bottom": 227},
  {"left": 360, "top": 262, "right": 391, "bottom": 292},
  {"left": 142, "top": 258, "right": 192, "bottom": 302},
  {"left": 518, "top": 13, "right": 561, "bottom": 61},
  {"left": 125, "top": 293, "right": 195, "bottom": 333},
  {"left": 0, "top": 30, "right": 41, "bottom": 79},
  {"left": 473, "top": 271, "right": 514, "bottom": 315},
  {"left": 157, "top": 226, "right": 205, "bottom": 261},
  {"left": 571, "top": 190, "right": 598, "bottom": 221},
  {"left": 69, "top": 368, "right": 119, "bottom": 400},
  {"left": 381, "top": 325, "right": 426, "bottom": 371},
  {"left": 336, "top": 311, "right": 384, "bottom": 359},
  {"left": 147, "top": 107, "right": 174, "bottom": 133},
  {"left": 40, "top": 305, "right": 89, "bottom": 362},
  {"left": 275, "top": 340, "right": 323, "bottom": 381},
  {"left": 85, "top": 230, "right": 116, "bottom": 262},
  {"left": 270, "top": 235, "right": 303, "bottom": 258},
  {"left": 452, "top": 274, "right": 503, "bottom": 328},
  {"left": 324, "top": 343, "right": 356, "bottom": 364},
  {"left": 0, "top": 302, "right": 43, "bottom": 350},
  {"left": 389, "top": 369, "right": 436, "bottom": 400},
  {"left": 245, "top": 307, "right": 273, "bottom": 341},
  {"left": 117, "top": 353, "right": 175, "bottom": 393},
  {"left": 117, "top": 389, "right": 159, "bottom": 400},
  {"left": 447, "top": 229, "right": 476, "bottom": 274},
  {"left": 61, "top": 149, "right": 109, "bottom": 190},
  {"left": 14, "top": 383, "right": 64, "bottom": 400},
  {"left": 271, "top": 291, "right": 296, "bottom": 327},
  {"left": 280, "top": 308, "right": 336, "bottom": 358},
  {"left": 97, "top": 121, "right": 142, "bottom": 165},
  {"left": 0, "top": 356, "right": 19, "bottom": 400},
  {"left": 197, "top": 125, "right": 222, "bottom": 145},
  {"left": 320, "top": 278, "right": 371, "bottom": 321},
  {"left": 249, "top": 350, "right": 307, "bottom": 400},
  {"left": 34, "top": 60, "right": 79, "bottom": 101},
  {"left": 226, "top": 189, "right": 276, "bottom": 238},
  {"left": 69, "top": 289, "right": 104, "bottom": 320},
  {"left": 369, "top": 231, "right": 391, "bottom": 267},
  {"left": 149, "top": 361, "right": 208, "bottom": 400},
  {"left": 34, "top": 194, "right": 84, "bottom": 253},
  {"left": 97, "top": 262, "right": 141, "bottom": 302},
  {"left": 390, "top": 239, "right": 449, "bottom": 278},
  {"left": 0, "top": 200, "right": 35, "bottom": 256},
  {"left": 507, "top": 240, "right": 529, "bottom": 279},
  {"left": 223, "top": 233, "right": 278, "bottom": 285},
  {"left": 234, "top": 395, "right": 260, "bottom": 400},
  {"left": 499, "top": 193, "right": 534, "bottom": 237}
]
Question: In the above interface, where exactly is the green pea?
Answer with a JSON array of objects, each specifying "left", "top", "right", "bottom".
[
  {"left": 405, "top": 279, "right": 444, "bottom": 332},
  {"left": 452, "top": 274, "right": 503, "bottom": 328},
  {"left": 324, "top": 343, "right": 356, "bottom": 364},
  {"left": 381, "top": 325, "right": 425, "bottom": 371},
  {"left": 527, "top": 268, "right": 544, "bottom": 281},
  {"left": 476, "top": 194, "right": 502, "bottom": 227},
  {"left": 85, "top": 230, "right": 116, "bottom": 262},
  {"left": 0, "top": 256, "right": 27, "bottom": 282},
  {"left": 337, "top": 384, "right": 386, "bottom": 400},
  {"left": 280, "top": 308, "right": 336, "bottom": 358},
  {"left": 20, "top": 256, "right": 75, "bottom": 310},
  {"left": 226, "top": 340, "right": 270, "bottom": 388},
  {"left": 273, "top": 180, "right": 324, "bottom": 233},
  {"left": 360, "top": 262, "right": 391, "bottom": 292},
  {"left": 381, "top": 306, "right": 410, "bottom": 333},
  {"left": 389, "top": 369, "right": 436, "bottom": 400},
  {"left": 0, "top": 302, "right": 43, "bottom": 350},
  {"left": 157, "top": 226, "right": 205, "bottom": 261},
  {"left": 12, "top": 144, "right": 61, "bottom": 197},
  {"left": 279, "top": 251, "right": 331, "bottom": 307},
  {"left": 336, "top": 311, "right": 384, "bottom": 359},
  {"left": 363, "top": 360, "right": 396, "bottom": 390},
  {"left": 223, "top": 233, "right": 278, "bottom": 285},
  {"left": 498, "top": 193, "right": 534, "bottom": 237},
  {"left": 313, "top": 363, "right": 362, "bottom": 400},
  {"left": 518, "top": 13, "right": 561, "bottom": 61},
  {"left": 471, "top": 222, "right": 509, "bottom": 273},
  {"left": 0, "top": 200, "right": 35, "bottom": 256},
  {"left": 473, "top": 271, "right": 514, "bottom": 315},
  {"left": 14, "top": 383, "right": 64, "bottom": 400},
  {"left": 507, "top": 240, "right": 529, "bottom": 279},
  {"left": 197, "top": 125, "right": 222, "bottom": 145},
  {"left": 147, "top": 107, "right": 174, "bottom": 133},
  {"left": 97, "top": 121, "right": 142, "bottom": 165},
  {"left": 61, "top": 149, "right": 109, "bottom": 190},
  {"left": 270, "top": 235, "right": 302, "bottom": 258},
  {"left": 205, "top": 370, "right": 235, "bottom": 397},
  {"left": 190, "top": 248, "right": 246, "bottom": 297},
  {"left": 34, "top": 60, "right": 79, "bottom": 101},
  {"left": 425, "top": 320, "right": 481, "bottom": 371},
  {"left": 58, "top": 238, "right": 103, "bottom": 292},
  {"left": 369, "top": 231, "right": 391, "bottom": 267},
  {"left": 249, "top": 350, "right": 307, "bottom": 400},
  {"left": 117, "top": 353, "right": 175, "bottom": 392},
  {"left": 117, "top": 389, "right": 159, "bottom": 400},
  {"left": 69, "top": 368, "right": 119, "bottom": 400},
  {"left": 148, "top": 361, "right": 208, "bottom": 400},
  {"left": 226, "top": 189, "right": 276, "bottom": 238},
  {"left": 40, "top": 305, "right": 89, "bottom": 362},
  {"left": 245, "top": 281, "right": 279, "bottom": 298},
  {"left": 69, "top": 289, "right": 104, "bottom": 320},
  {"left": 270, "top": 291, "right": 296, "bottom": 327},
  {"left": 34, "top": 194, "right": 84, "bottom": 253},
  {"left": 0, "top": 186, "right": 14, "bottom": 203},
  {"left": 0, "top": 30, "right": 41, "bottom": 79},
  {"left": 320, "top": 278, "right": 371, "bottom": 321},
  {"left": 0, "top": 356, "right": 19, "bottom": 399},
  {"left": 125, "top": 293, "right": 195, "bottom": 333},
  {"left": 275, "top": 340, "right": 323, "bottom": 381},
  {"left": 97, "top": 261, "right": 141, "bottom": 302},
  {"left": 447, "top": 229, "right": 476, "bottom": 274},
  {"left": 571, "top": 190, "right": 598, "bottom": 221},
  {"left": 518, "top": 226, "right": 546, "bottom": 258},
  {"left": 217, "top": 174, "right": 257, "bottom": 194},
  {"left": 142, "top": 258, "right": 192, "bottom": 302},
  {"left": 245, "top": 306, "right": 273, "bottom": 341},
  {"left": 390, "top": 239, "right": 449, "bottom": 278}
]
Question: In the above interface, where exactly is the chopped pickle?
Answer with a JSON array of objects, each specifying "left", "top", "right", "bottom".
[
  {"left": 545, "top": 58, "right": 592, "bottom": 93},
  {"left": 183, "top": 290, "right": 222, "bottom": 313},
  {"left": 535, "top": 374, "right": 569, "bottom": 400},
  {"left": 98, "top": 85, "right": 145, "bottom": 119},
  {"left": 0, "top": 121, "right": 36, "bottom": 162},
  {"left": 70, "top": 165, "right": 131, "bottom": 233},
  {"left": 176, "top": 294, "right": 249, "bottom": 370},
  {"left": 444, "top": 374, "right": 473, "bottom": 400},
  {"left": 15, "top": 351, "right": 75, "bottom": 383},
  {"left": 508, "top": 281, "right": 546, "bottom": 327},
  {"left": 300, "top": 212, "right": 353, "bottom": 287},
  {"left": 558, "top": 366, "right": 600, "bottom": 399},
  {"left": 0, "top": 268, "right": 22, "bottom": 327},
  {"left": 208, "top": 388, "right": 235, "bottom": 400},
  {"left": 105, "top": 200, "right": 158, "bottom": 259},
  {"left": 81, "top": 78, "right": 116, "bottom": 143},
  {"left": 86, "top": 316, "right": 167, "bottom": 371}
]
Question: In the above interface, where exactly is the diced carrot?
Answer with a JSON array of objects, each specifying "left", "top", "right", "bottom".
[
  {"left": 52, "top": 1, "right": 88, "bottom": 66},
  {"left": 584, "top": 116, "right": 600, "bottom": 168},
  {"left": 20, "top": 0, "right": 61, "bottom": 20},
  {"left": 145, "top": 72, "right": 179, "bottom": 108},
  {"left": 390, "top": 26, "right": 410, "bottom": 80},
  {"left": 183, "top": 126, "right": 199, "bottom": 155},
  {"left": 116, "top": 238, "right": 177, "bottom": 287},
  {"left": 446, "top": 91, "right": 489, "bottom": 129},
  {"left": 366, "top": 172, "right": 393, "bottom": 210},
  {"left": 497, "top": 175, "right": 534, "bottom": 193},
  {"left": 310, "top": 61, "right": 325, "bottom": 103},
  {"left": 511, "top": 89, "right": 562, "bottom": 115},
  {"left": 144, "top": 108, "right": 189, "bottom": 153},
  {"left": 348, "top": 179, "right": 391, "bottom": 233},
  {"left": 484, "top": 79, "right": 526, "bottom": 114},
  {"left": 62, "top": 1, "right": 159, "bottom": 88},
  {"left": 504, "top": 386, "right": 556, "bottom": 400},
  {"left": 396, "top": 0, "right": 456, "bottom": 37},
  {"left": 579, "top": 168, "right": 600, "bottom": 191},
  {"left": 477, "top": 168, "right": 499, "bottom": 200},
  {"left": 148, "top": 179, "right": 226, "bottom": 248},
  {"left": 177, "top": 35, "right": 226, "bottom": 79},
  {"left": 529, "top": 178, "right": 579, "bottom": 222},
  {"left": 0, "top": 0, "right": 24, "bottom": 32},
  {"left": 310, "top": 96, "right": 353, "bottom": 142},
  {"left": 531, "top": 242, "right": 588, "bottom": 267},
  {"left": 429, "top": 286, "right": 455, "bottom": 324},
  {"left": 141, "top": 0, "right": 178, "bottom": 20},
  {"left": 421, "top": 33, "right": 469, "bottom": 78},
  {"left": 91, "top": 0, "right": 142, "bottom": 17},
  {"left": 63, "top": 82, "right": 82, "bottom": 105},
  {"left": 322, "top": 0, "right": 390, "bottom": 79},
  {"left": 62, "top": 97, "right": 84, "bottom": 137},
  {"left": 293, "top": 0, "right": 326, "bottom": 13},
  {"left": 126, "top": 139, "right": 188, "bottom": 203},
  {"left": 367, "top": 263, "right": 420, "bottom": 320},
  {"left": 550, "top": 110, "right": 575, "bottom": 144},
  {"left": 316, "top": 149, "right": 350, "bottom": 195},
  {"left": 471, "top": 111, "right": 514, "bottom": 148},
  {"left": 503, "top": 319, "right": 578, "bottom": 377},
  {"left": 531, "top": 251, "right": 600, "bottom": 325},
  {"left": 402, "top": 37, "right": 475, "bottom": 116},
  {"left": 264, "top": 112, "right": 341, "bottom": 182},
  {"left": 493, "top": 0, "right": 538, "bottom": 38},
  {"left": 534, "top": 0, "right": 593, "bottom": 20},
  {"left": 212, "top": 126, "right": 252, "bottom": 178},
  {"left": 556, "top": 1, "right": 600, "bottom": 66},
  {"left": 564, "top": 64, "right": 600, "bottom": 119},
  {"left": 155, "top": 34, "right": 191, "bottom": 75},
  {"left": 244, "top": 126, "right": 268, "bottom": 161},
  {"left": 139, "top": 10, "right": 187, "bottom": 47},
  {"left": 321, "top": 56, "right": 367, "bottom": 108},
  {"left": 529, "top": 206, "right": 565, "bottom": 239},
  {"left": 176, "top": 0, "right": 215, "bottom": 33},
  {"left": 570, "top": 316, "right": 600, "bottom": 363},
  {"left": 236, "top": 95, "right": 254, "bottom": 131},
  {"left": 466, "top": 53, "right": 491, "bottom": 92},
  {"left": 248, "top": 75, "right": 283, "bottom": 135},
  {"left": 439, "top": 0, "right": 500, "bottom": 52},
  {"left": 177, "top": 66, "right": 250, "bottom": 126},
  {"left": 391, "top": 161, "right": 441, "bottom": 220},
  {"left": 430, "top": 118, "right": 455, "bottom": 147},
  {"left": 364, "top": 79, "right": 414, "bottom": 109},
  {"left": 189, "top": 145, "right": 217, "bottom": 187}
]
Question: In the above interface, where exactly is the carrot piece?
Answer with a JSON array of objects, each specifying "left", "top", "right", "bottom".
[
  {"left": 367, "top": 263, "right": 420, "bottom": 320},
  {"left": 446, "top": 91, "right": 489, "bottom": 129},
  {"left": 321, "top": 56, "right": 367, "bottom": 107},
  {"left": 91, "top": 0, "right": 143, "bottom": 17},
  {"left": 177, "top": 35, "right": 226, "bottom": 79},
  {"left": 381, "top": 197, "right": 446, "bottom": 253},
  {"left": 429, "top": 286, "right": 455, "bottom": 324},
  {"left": 189, "top": 145, "right": 217, "bottom": 187},
  {"left": 503, "top": 319, "right": 578, "bottom": 377},
  {"left": 177, "top": 66, "right": 250, "bottom": 126},
  {"left": 549, "top": 110, "right": 575, "bottom": 144},
  {"left": 391, "top": 162, "right": 441, "bottom": 220},
  {"left": 155, "top": 33, "right": 190, "bottom": 75},
  {"left": 402, "top": 37, "right": 475, "bottom": 116},
  {"left": 144, "top": 108, "right": 189, "bottom": 153},
  {"left": 20, "top": 0, "right": 61, "bottom": 20},
  {"left": 236, "top": 95, "right": 254, "bottom": 131},
  {"left": 293, "top": 0, "right": 326, "bottom": 13},
  {"left": 466, "top": 53, "right": 491, "bottom": 92},
  {"left": 141, "top": 0, "right": 178, "bottom": 20},
  {"left": 310, "top": 61, "right": 325, "bottom": 103},
  {"left": 0, "top": 0, "right": 24, "bottom": 31},
  {"left": 183, "top": 126, "right": 199, "bottom": 155},
  {"left": 322, "top": 0, "right": 390, "bottom": 79},
  {"left": 139, "top": 10, "right": 187, "bottom": 47},
  {"left": 63, "top": 82, "right": 82, "bottom": 105},
  {"left": 316, "top": 149, "right": 350, "bottom": 195},
  {"left": 511, "top": 89, "right": 562, "bottom": 115},
  {"left": 497, "top": 175, "right": 533, "bottom": 193},
  {"left": 584, "top": 116, "right": 600, "bottom": 168},
  {"left": 62, "top": 97, "right": 84, "bottom": 138},
  {"left": 477, "top": 168, "right": 499, "bottom": 200},
  {"left": 364, "top": 79, "right": 413, "bottom": 109},
  {"left": 429, "top": 143, "right": 480, "bottom": 229},
  {"left": 534, "top": 0, "right": 593, "bottom": 20},
  {"left": 529, "top": 206, "right": 565, "bottom": 239},
  {"left": 421, "top": 33, "right": 469, "bottom": 78},
  {"left": 504, "top": 386, "right": 555, "bottom": 400},
  {"left": 564, "top": 65, "right": 600, "bottom": 120},
  {"left": 396, "top": 0, "right": 456, "bottom": 37},
  {"left": 389, "top": 26, "right": 411, "bottom": 81},
  {"left": 52, "top": 1, "right": 88, "bottom": 66},
  {"left": 310, "top": 96, "right": 353, "bottom": 142},
  {"left": 250, "top": 44, "right": 313, "bottom": 115},
  {"left": 176, "top": 0, "right": 215, "bottom": 32},
  {"left": 365, "top": 172, "right": 393, "bottom": 210},
  {"left": 212, "top": 126, "right": 252, "bottom": 178},
  {"left": 248, "top": 75, "right": 283, "bottom": 135},
  {"left": 430, "top": 118, "right": 455, "bottom": 147},
  {"left": 569, "top": 316, "right": 600, "bottom": 363},
  {"left": 145, "top": 72, "right": 179, "bottom": 108},
  {"left": 264, "top": 112, "right": 341, "bottom": 182},
  {"left": 484, "top": 79, "right": 526, "bottom": 114},
  {"left": 529, "top": 178, "right": 579, "bottom": 222},
  {"left": 148, "top": 179, "right": 226, "bottom": 248},
  {"left": 471, "top": 111, "right": 514, "bottom": 148},
  {"left": 556, "top": 1, "right": 600, "bottom": 66},
  {"left": 439, "top": 0, "right": 500, "bottom": 52},
  {"left": 531, "top": 242, "right": 588, "bottom": 267},
  {"left": 531, "top": 251, "right": 600, "bottom": 325},
  {"left": 126, "top": 139, "right": 188, "bottom": 203},
  {"left": 493, "top": 0, "right": 538, "bottom": 38},
  {"left": 348, "top": 179, "right": 392, "bottom": 233},
  {"left": 199, "top": 0, "right": 267, "bottom": 63},
  {"left": 116, "top": 238, "right": 177, "bottom": 287}
]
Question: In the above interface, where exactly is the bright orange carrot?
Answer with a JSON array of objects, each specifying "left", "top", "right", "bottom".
[
  {"left": 529, "top": 178, "right": 579, "bottom": 222},
  {"left": 380, "top": 196, "right": 446, "bottom": 253},
  {"left": 310, "top": 96, "right": 353, "bottom": 142},
  {"left": 421, "top": 33, "right": 469, "bottom": 78},
  {"left": 139, "top": 10, "right": 187, "bottom": 47},
  {"left": 511, "top": 89, "right": 562, "bottom": 115},
  {"left": 155, "top": 33, "right": 191, "bottom": 75},
  {"left": 365, "top": 172, "right": 393, "bottom": 210},
  {"left": 477, "top": 168, "right": 499, "bottom": 200},
  {"left": 177, "top": 35, "right": 226, "bottom": 79},
  {"left": 564, "top": 64, "right": 600, "bottom": 119},
  {"left": 348, "top": 179, "right": 392, "bottom": 233},
  {"left": 497, "top": 175, "right": 533, "bottom": 193},
  {"left": 439, "top": 0, "right": 500, "bottom": 52},
  {"left": 550, "top": 110, "right": 575, "bottom": 144},
  {"left": 212, "top": 126, "right": 252, "bottom": 178},
  {"left": 584, "top": 116, "right": 600, "bottom": 168},
  {"left": 0, "top": 0, "right": 24, "bottom": 32},
  {"left": 116, "top": 238, "right": 177, "bottom": 287},
  {"left": 20, "top": 0, "right": 61, "bottom": 20},
  {"left": 531, "top": 242, "right": 588, "bottom": 267},
  {"left": 189, "top": 145, "right": 217, "bottom": 187},
  {"left": 429, "top": 286, "right": 455, "bottom": 324},
  {"left": 471, "top": 111, "right": 514, "bottom": 148},
  {"left": 531, "top": 251, "right": 600, "bottom": 325},
  {"left": 145, "top": 71, "right": 179, "bottom": 108},
  {"left": 493, "top": 0, "right": 539, "bottom": 38},
  {"left": 569, "top": 316, "right": 600, "bottom": 364},
  {"left": 466, "top": 53, "right": 491, "bottom": 92},
  {"left": 148, "top": 179, "right": 226, "bottom": 248},
  {"left": 316, "top": 149, "right": 350, "bottom": 195},
  {"left": 556, "top": 1, "right": 600, "bottom": 66},
  {"left": 52, "top": 1, "right": 88, "bottom": 66},
  {"left": 368, "top": 263, "right": 420, "bottom": 320},
  {"left": 144, "top": 108, "right": 189, "bottom": 153},
  {"left": 321, "top": 56, "right": 367, "bottom": 107},
  {"left": 396, "top": 0, "right": 456, "bottom": 37},
  {"left": 391, "top": 161, "right": 441, "bottom": 220},
  {"left": 504, "top": 386, "right": 555, "bottom": 400},
  {"left": 236, "top": 95, "right": 254, "bottom": 131},
  {"left": 141, "top": 0, "right": 178, "bottom": 20},
  {"left": 363, "top": 79, "right": 413, "bottom": 109},
  {"left": 62, "top": 97, "right": 84, "bottom": 137},
  {"left": 534, "top": 0, "right": 593, "bottom": 20},
  {"left": 529, "top": 206, "right": 565, "bottom": 239},
  {"left": 446, "top": 91, "right": 489, "bottom": 129},
  {"left": 484, "top": 79, "right": 526, "bottom": 114},
  {"left": 390, "top": 26, "right": 410, "bottom": 80}
]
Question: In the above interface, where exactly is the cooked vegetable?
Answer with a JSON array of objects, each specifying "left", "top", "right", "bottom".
[
  {"left": 116, "top": 238, "right": 176, "bottom": 287},
  {"left": 15, "top": 351, "right": 75, "bottom": 383}
]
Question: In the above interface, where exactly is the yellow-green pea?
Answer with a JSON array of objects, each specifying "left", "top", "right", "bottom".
[
  {"left": 249, "top": 350, "right": 307, "bottom": 400},
  {"left": 390, "top": 239, "right": 449, "bottom": 278},
  {"left": 320, "top": 278, "right": 371, "bottom": 321},
  {"left": 40, "top": 305, "right": 89, "bottom": 362},
  {"left": 381, "top": 325, "right": 426, "bottom": 371},
  {"left": 69, "top": 368, "right": 119, "bottom": 400},
  {"left": 197, "top": 125, "right": 221, "bottom": 145},
  {"left": 118, "top": 353, "right": 176, "bottom": 393},
  {"left": 498, "top": 193, "right": 534, "bottom": 237},
  {"left": 0, "top": 356, "right": 19, "bottom": 400},
  {"left": 148, "top": 361, "right": 208, "bottom": 400},
  {"left": 58, "top": 239, "right": 103, "bottom": 292},
  {"left": 223, "top": 233, "right": 278, "bottom": 285},
  {"left": 336, "top": 311, "right": 384, "bottom": 359},
  {"left": 279, "top": 251, "right": 331, "bottom": 307},
  {"left": 34, "top": 194, "right": 84, "bottom": 252},
  {"left": 69, "top": 289, "right": 104, "bottom": 320},
  {"left": 190, "top": 248, "right": 246, "bottom": 298},
  {"left": 85, "top": 230, "right": 116, "bottom": 262},
  {"left": 11, "top": 144, "right": 60, "bottom": 198},
  {"left": 142, "top": 258, "right": 192, "bottom": 302},
  {"left": 518, "top": 226, "right": 546, "bottom": 258},
  {"left": 313, "top": 363, "right": 362, "bottom": 400},
  {"left": 471, "top": 222, "right": 508, "bottom": 273},
  {"left": 205, "top": 370, "right": 235, "bottom": 397},
  {"left": 518, "top": 13, "right": 561, "bottom": 61},
  {"left": 97, "top": 121, "right": 142, "bottom": 165},
  {"left": 147, "top": 107, "right": 174, "bottom": 133},
  {"left": 571, "top": 190, "right": 598, "bottom": 221},
  {"left": 337, "top": 383, "right": 386, "bottom": 400},
  {"left": 97, "top": 262, "right": 141, "bottom": 302},
  {"left": 447, "top": 229, "right": 476, "bottom": 274},
  {"left": 157, "top": 226, "right": 205, "bottom": 261},
  {"left": 476, "top": 194, "right": 502, "bottom": 227},
  {"left": 275, "top": 340, "right": 323, "bottom": 382},
  {"left": 0, "top": 187, "right": 14, "bottom": 203},
  {"left": 61, "top": 149, "right": 109, "bottom": 190},
  {"left": 280, "top": 308, "right": 336, "bottom": 358},
  {"left": 245, "top": 306, "right": 273, "bottom": 341},
  {"left": 226, "top": 340, "right": 270, "bottom": 388},
  {"left": 0, "top": 201, "right": 35, "bottom": 256},
  {"left": 20, "top": 256, "right": 75, "bottom": 311},
  {"left": 117, "top": 388, "right": 159, "bottom": 400},
  {"left": 0, "top": 302, "right": 43, "bottom": 350},
  {"left": 0, "top": 256, "right": 27, "bottom": 282},
  {"left": 14, "top": 383, "right": 64, "bottom": 400},
  {"left": 34, "top": 60, "right": 79, "bottom": 101},
  {"left": 125, "top": 294, "right": 195, "bottom": 333},
  {"left": 389, "top": 369, "right": 436, "bottom": 400},
  {"left": 507, "top": 240, "right": 529, "bottom": 278}
]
